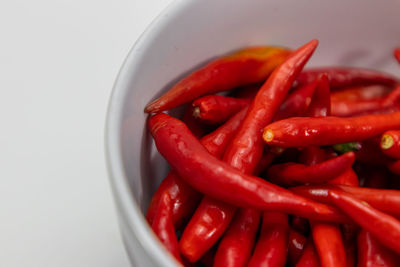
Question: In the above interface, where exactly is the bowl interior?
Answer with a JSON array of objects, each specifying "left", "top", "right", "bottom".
[{"left": 106, "top": 0, "right": 400, "bottom": 266}]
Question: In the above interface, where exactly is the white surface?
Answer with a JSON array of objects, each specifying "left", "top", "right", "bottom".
[{"left": 0, "top": 0, "right": 172, "bottom": 266}]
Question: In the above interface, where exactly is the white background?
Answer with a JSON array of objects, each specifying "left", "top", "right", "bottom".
[{"left": 0, "top": 0, "right": 173, "bottom": 266}]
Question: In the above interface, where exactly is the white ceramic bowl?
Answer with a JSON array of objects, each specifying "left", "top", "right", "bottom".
[{"left": 105, "top": 0, "right": 400, "bottom": 266}]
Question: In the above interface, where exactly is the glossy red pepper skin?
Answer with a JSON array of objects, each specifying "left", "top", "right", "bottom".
[
  {"left": 331, "top": 86, "right": 400, "bottom": 117},
  {"left": 146, "top": 108, "right": 247, "bottom": 228},
  {"left": 247, "top": 212, "right": 289, "bottom": 267},
  {"left": 274, "top": 78, "right": 318, "bottom": 120},
  {"left": 149, "top": 114, "right": 347, "bottom": 217},
  {"left": 305, "top": 73, "right": 331, "bottom": 117},
  {"left": 356, "top": 137, "right": 394, "bottom": 167},
  {"left": 311, "top": 223, "right": 346, "bottom": 267},
  {"left": 381, "top": 130, "right": 400, "bottom": 159},
  {"left": 292, "top": 184, "right": 400, "bottom": 218},
  {"left": 263, "top": 111, "right": 400, "bottom": 147},
  {"left": 267, "top": 152, "right": 355, "bottom": 186},
  {"left": 296, "top": 67, "right": 399, "bottom": 89},
  {"left": 144, "top": 46, "right": 290, "bottom": 113},
  {"left": 329, "top": 168, "right": 359, "bottom": 186},
  {"left": 295, "top": 241, "right": 320, "bottom": 267},
  {"left": 213, "top": 208, "right": 261, "bottom": 267},
  {"left": 288, "top": 230, "right": 307, "bottom": 266},
  {"left": 328, "top": 189, "right": 400, "bottom": 254},
  {"left": 146, "top": 171, "right": 201, "bottom": 229},
  {"left": 180, "top": 40, "right": 320, "bottom": 262},
  {"left": 357, "top": 229, "right": 400, "bottom": 267},
  {"left": 224, "top": 39, "right": 318, "bottom": 174},
  {"left": 192, "top": 95, "right": 251, "bottom": 124},
  {"left": 151, "top": 193, "right": 182, "bottom": 263}
]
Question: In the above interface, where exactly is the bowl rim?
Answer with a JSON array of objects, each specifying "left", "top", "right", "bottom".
[{"left": 105, "top": 0, "right": 182, "bottom": 266}]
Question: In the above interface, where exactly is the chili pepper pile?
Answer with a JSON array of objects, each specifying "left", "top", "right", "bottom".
[{"left": 143, "top": 40, "right": 400, "bottom": 266}]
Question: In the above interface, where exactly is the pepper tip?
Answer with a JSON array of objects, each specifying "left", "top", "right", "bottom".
[{"left": 263, "top": 129, "right": 274, "bottom": 143}]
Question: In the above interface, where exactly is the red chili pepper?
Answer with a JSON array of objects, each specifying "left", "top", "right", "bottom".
[
  {"left": 213, "top": 208, "right": 261, "bottom": 267},
  {"left": 301, "top": 146, "right": 347, "bottom": 267},
  {"left": 395, "top": 47, "right": 400, "bottom": 64},
  {"left": 296, "top": 67, "right": 399, "bottom": 89},
  {"left": 287, "top": 229, "right": 307, "bottom": 266},
  {"left": 388, "top": 159, "right": 400, "bottom": 175},
  {"left": 267, "top": 152, "right": 355, "bottom": 186},
  {"left": 179, "top": 197, "right": 236, "bottom": 263},
  {"left": 146, "top": 108, "right": 247, "bottom": 228},
  {"left": 274, "top": 78, "right": 318, "bottom": 120},
  {"left": 298, "top": 146, "right": 326, "bottom": 165},
  {"left": 311, "top": 222, "right": 346, "bottom": 267},
  {"left": 328, "top": 189, "right": 400, "bottom": 254},
  {"left": 144, "top": 46, "right": 290, "bottom": 113},
  {"left": 263, "top": 111, "right": 400, "bottom": 147},
  {"left": 148, "top": 114, "right": 347, "bottom": 219},
  {"left": 329, "top": 168, "right": 359, "bottom": 186},
  {"left": 247, "top": 212, "right": 289, "bottom": 267},
  {"left": 305, "top": 73, "right": 331, "bottom": 117},
  {"left": 146, "top": 171, "right": 201, "bottom": 229},
  {"left": 357, "top": 229, "right": 400, "bottom": 267},
  {"left": 295, "top": 241, "right": 320, "bottom": 267},
  {"left": 330, "top": 84, "right": 392, "bottom": 102},
  {"left": 291, "top": 184, "right": 400, "bottom": 218},
  {"left": 331, "top": 86, "right": 400, "bottom": 117},
  {"left": 192, "top": 95, "right": 251, "bottom": 124},
  {"left": 151, "top": 192, "right": 182, "bottom": 263},
  {"left": 224, "top": 39, "right": 318, "bottom": 174},
  {"left": 381, "top": 130, "right": 400, "bottom": 159},
  {"left": 180, "top": 40, "right": 319, "bottom": 262}
]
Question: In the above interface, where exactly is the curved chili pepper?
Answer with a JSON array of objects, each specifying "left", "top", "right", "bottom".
[
  {"left": 148, "top": 114, "right": 347, "bottom": 219},
  {"left": 263, "top": 111, "right": 400, "bottom": 147},
  {"left": 311, "top": 222, "right": 346, "bottom": 267},
  {"left": 144, "top": 46, "right": 290, "bottom": 113},
  {"left": 330, "top": 84, "right": 391, "bottom": 102},
  {"left": 179, "top": 198, "right": 236, "bottom": 263},
  {"left": 247, "top": 212, "right": 289, "bottom": 267},
  {"left": 328, "top": 189, "right": 400, "bottom": 254},
  {"left": 388, "top": 159, "right": 400, "bottom": 175},
  {"left": 291, "top": 184, "right": 400, "bottom": 218},
  {"left": 146, "top": 171, "right": 200, "bottom": 229},
  {"left": 296, "top": 67, "right": 399, "bottom": 89},
  {"left": 301, "top": 146, "right": 347, "bottom": 267},
  {"left": 295, "top": 240, "right": 320, "bottom": 267},
  {"left": 267, "top": 152, "right": 355, "bottom": 186},
  {"left": 331, "top": 86, "right": 400, "bottom": 117},
  {"left": 223, "top": 39, "right": 318, "bottom": 174},
  {"left": 146, "top": 108, "right": 247, "bottom": 228},
  {"left": 305, "top": 73, "right": 331, "bottom": 117},
  {"left": 213, "top": 208, "right": 261, "bottom": 267},
  {"left": 151, "top": 192, "right": 182, "bottom": 263},
  {"left": 179, "top": 40, "right": 320, "bottom": 262},
  {"left": 288, "top": 229, "right": 307, "bottom": 266},
  {"left": 381, "top": 130, "right": 400, "bottom": 159},
  {"left": 192, "top": 95, "right": 251, "bottom": 124},
  {"left": 329, "top": 168, "right": 359, "bottom": 187},
  {"left": 274, "top": 78, "right": 318, "bottom": 121},
  {"left": 357, "top": 229, "right": 400, "bottom": 267},
  {"left": 395, "top": 47, "right": 400, "bottom": 64}
]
